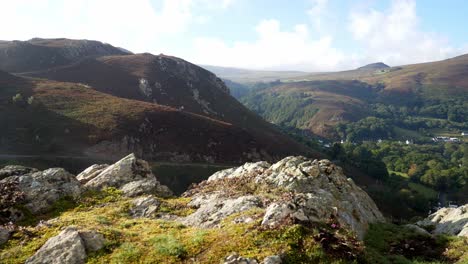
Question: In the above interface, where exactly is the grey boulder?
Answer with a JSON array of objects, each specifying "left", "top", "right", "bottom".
[
  {"left": 0, "top": 165, "right": 38, "bottom": 180},
  {"left": 81, "top": 153, "right": 172, "bottom": 197},
  {"left": 417, "top": 204, "right": 468, "bottom": 237},
  {"left": 129, "top": 196, "right": 161, "bottom": 218},
  {"left": 0, "top": 168, "right": 81, "bottom": 215},
  {"left": 26, "top": 227, "right": 105, "bottom": 264}
]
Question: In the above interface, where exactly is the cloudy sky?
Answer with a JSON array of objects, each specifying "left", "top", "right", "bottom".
[{"left": 2, "top": 0, "right": 468, "bottom": 71}]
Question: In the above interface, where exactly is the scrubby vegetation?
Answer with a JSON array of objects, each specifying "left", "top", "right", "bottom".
[{"left": 1, "top": 188, "right": 466, "bottom": 264}]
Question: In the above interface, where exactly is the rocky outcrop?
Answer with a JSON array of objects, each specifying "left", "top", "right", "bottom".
[
  {"left": 183, "top": 156, "right": 384, "bottom": 239},
  {"left": 80, "top": 154, "right": 172, "bottom": 197},
  {"left": 129, "top": 196, "right": 161, "bottom": 218},
  {"left": 0, "top": 168, "right": 81, "bottom": 216},
  {"left": 183, "top": 195, "right": 263, "bottom": 227},
  {"left": 223, "top": 253, "right": 259, "bottom": 264},
  {"left": 76, "top": 164, "right": 108, "bottom": 184},
  {"left": 26, "top": 227, "right": 105, "bottom": 264},
  {"left": 222, "top": 254, "right": 282, "bottom": 264},
  {"left": 416, "top": 204, "right": 468, "bottom": 237},
  {"left": 0, "top": 165, "right": 38, "bottom": 180},
  {"left": 263, "top": 256, "right": 282, "bottom": 264}
]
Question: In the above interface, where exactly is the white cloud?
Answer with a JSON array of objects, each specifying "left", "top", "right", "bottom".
[
  {"left": 0, "top": 0, "right": 236, "bottom": 54},
  {"left": 191, "top": 19, "right": 345, "bottom": 71},
  {"left": 348, "top": 0, "right": 458, "bottom": 66},
  {"left": 307, "top": 0, "right": 329, "bottom": 31}
]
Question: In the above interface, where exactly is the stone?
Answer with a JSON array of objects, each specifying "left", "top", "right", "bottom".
[
  {"left": 83, "top": 153, "right": 172, "bottom": 197},
  {"left": 261, "top": 203, "right": 296, "bottom": 227},
  {"left": 0, "top": 165, "right": 38, "bottom": 180},
  {"left": 26, "top": 227, "right": 106, "bottom": 264},
  {"left": 207, "top": 161, "right": 271, "bottom": 182},
  {"left": 26, "top": 227, "right": 87, "bottom": 264},
  {"left": 129, "top": 196, "right": 161, "bottom": 218},
  {"left": 416, "top": 204, "right": 468, "bottom": 237},
  {"left": 76, "top": 164, "right": 108, "bottom": 184},
  {"left": 223, "top": 253, "right": 259, "bottom": 264},
  {"left": 0, "top": 226, "right": 10, "bottom": 246},
  {"left": 404, "top": 224, "right": 431, "bottom": 236},
  {"left": 79, "top": 230, "right": 106, "bottom": 252},
  {"left": 183, "top": 156, "right": 384, "bottom": 239},
  {"left": 0, "top": 168, "right": 81, "bottom": 215},
  {"left": 262, "top": 255, "right": 282, "bottom": 264},
  {"left": 183, "top": 195, "right": 262, "bottom": 227}
]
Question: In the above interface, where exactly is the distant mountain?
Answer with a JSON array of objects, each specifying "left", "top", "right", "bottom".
[
  {"left": 200, "top": 65, "right": 309, "bottom": 83},
  {"left": 292, "top": 55, "right": 468, "bottom": 100},
  {"left": 0, "top": 38, "right": 130, "bottom": 73},
  {"left": 241, "top": 55, "right": 468, "bottom": 140},
  {"left": 357, "top": 62, "right": 390, "bottom": 70}
]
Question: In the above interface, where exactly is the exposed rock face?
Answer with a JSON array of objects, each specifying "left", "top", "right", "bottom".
[
  {"left": 81, "top": 154, "right": 172, "bottom": 197},
  {"left": 0, "top": 168, "right": 81, "bottom": 215},
  {"left": 129, "top": 196, "right": 161, "bottom": 218},
  {"left": 26, "top": 227, "right": 105, "bottom": 264},
  {"left": 263, "top": 256, "right": 282, "bottom": 264},
  {"left": 0, "top": 165, "right": 38, "bottom": 180},
  {"left": 183, "top": 195, "right": 263, "bottom": 227},
  {"left": 223, "top": 253, "right": 259, "bottom": 264},
  {"left": 207, "top": 161, "right": 270, "bottom": 182},
  {"left": 76, "top": 164, "right": 108, "bottom": 184},
  {"left": 183, "top": 156, "right": 384, "bottom": 239},
  {"left": 79, "top": 230, "right": 106, "bottom": 252},
  {"left": 417, "top": 204, "right": 468, "bottom": 237}
]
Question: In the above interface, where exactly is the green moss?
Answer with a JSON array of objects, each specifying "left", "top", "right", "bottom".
[
  {"left": 109, "top": 242, "right": 142, "bottom": 264},
  {"left": 3, "top": 188, "right": 465, "bottom": 264},
  {"left": 151, "top": 233, "right": 187, "bottom": 259}
]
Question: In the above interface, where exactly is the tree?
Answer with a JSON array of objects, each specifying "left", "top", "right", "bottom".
[{"left": 12, "top": 93, "right": 24, "bottom": 105}]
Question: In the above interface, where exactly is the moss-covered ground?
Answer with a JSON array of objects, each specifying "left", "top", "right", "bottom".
[{"left": 1, "top": 188, "right": 466, "bottom": 264}]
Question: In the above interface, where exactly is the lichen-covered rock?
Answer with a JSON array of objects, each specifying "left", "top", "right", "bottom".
[
  {"left": 207, "top": 161, "right": 270, "bottom": 182},
  {"left": 262, "top": 255, "right": 282, "bottom": 264},
  {"left": 82, "top": 153, "right": 172, "bottom": 197},
  {"left": 76, "top": 164, "right": 108, "bottom": 184},
  {"left": 26, "top": 227, "right": 86, "bottom": 264},
  {"left": 183, "top": 195, "right": 262, "bottom": 227},
  {"left": 184, "top": 156, "right": 384, "bottom": 239},
  {"left": 0, "top": 165, "right": 38, "bottom": 180},
  {"left": 26, "top": 227, "right": 105, "bottom": 264},
  {"left": 223, "top": 253, "right": 259, "bottom": 264},
  {"left": 416, "top": 204, "right": 468, "bottom": 237},
  {"left": 0, "top": 168, "right": 81, "bottom": 215},
  {"left": 129, "top": 196, "right": 161, "bottom": 218},
  {"left": 79, "top": 230, "right": 106, "bottom": 252}
]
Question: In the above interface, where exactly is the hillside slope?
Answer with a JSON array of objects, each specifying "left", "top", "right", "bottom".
[
  {"left": 26, "top": 52, "right": 311, "bottom": 156},
  {"left": 0, "top": 72, "right": 311, "bottom": 163},
  {"left": 242, "top": 56, "right": 468, "bottom": 139},
  {"left": 294, "top": 55, "right": 468, "bottom": 100},
  {"left": 0, "top": 38, "right": 130, "bottom": 73}
]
